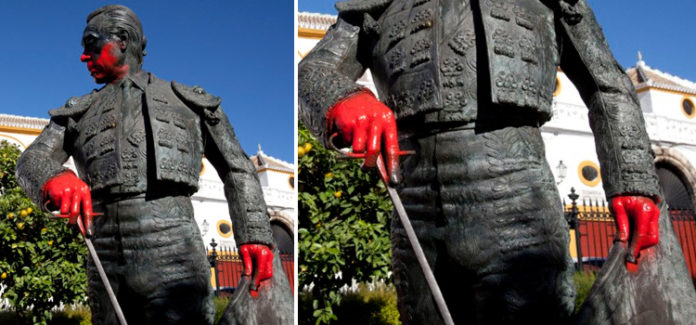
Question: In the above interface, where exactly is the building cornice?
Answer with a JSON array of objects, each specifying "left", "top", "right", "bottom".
[
  {"left": 635, "top": 83, "right": 696, "bottom": 96},
  {"left": 256, "top": 167, "right": 294, "bottom": 175},
  {"left": 298, "top": 12, "right": 336, "bottom": 33},
  {"left": 545, "top": 100, "right": 696, "bottom": 147},
  {"left": 298, "top": 27, "right": 327, "bottom": 39},
  {"left": 0, "top": 114, "right": 48, "bottom": 134}
]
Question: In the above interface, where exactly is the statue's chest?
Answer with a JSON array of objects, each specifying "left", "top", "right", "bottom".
[
  {"left": 71, "top": 88, "right": 144, "bottom": 190},
  {"left": 72, "top": 86, "right": 203, "bottom": 191}
]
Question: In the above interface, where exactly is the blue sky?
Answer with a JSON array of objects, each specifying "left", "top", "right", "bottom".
[
  {"left": 298, "top": 0, "right": 696, "bottom": 83},
  {"left": 0, "top": 1, "right": 293, "bottom": 163}
]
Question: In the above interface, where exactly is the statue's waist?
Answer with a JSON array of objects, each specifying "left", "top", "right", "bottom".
[
  {"left": 396, "top": 103, "right": 546, "bottom": 134},
  {"left": 91, "top": 183, "right": 194, "bottom": 204}
]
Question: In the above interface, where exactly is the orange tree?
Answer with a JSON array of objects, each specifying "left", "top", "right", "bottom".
[
  {"left": 0, "top": 141, "right": 88, "bottom": 324},
  {"left": 298, "top": 125, "right": 393, "bottom": 324}
]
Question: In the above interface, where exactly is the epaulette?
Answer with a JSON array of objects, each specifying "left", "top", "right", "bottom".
[
  {"left": 335, "top": 0, "right": 393, "bottom": 13},
  {"left": 171, "top": 80, "right": 222, "bottom": 111},
  {"left": 48, "top": 92, "right": 95, "bottom": 118},
  {"left": 558, "top": 0, "right": 583, "bottom": 25}
]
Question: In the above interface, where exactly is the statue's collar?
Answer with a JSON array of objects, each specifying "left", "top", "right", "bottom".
[{"left": 127, "top": 70, "right": 150, "bottom": 90}]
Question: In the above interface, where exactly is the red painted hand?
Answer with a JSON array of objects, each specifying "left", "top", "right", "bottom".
[
  {"left": 610, "top": 195, "right": 660, "bottom": 266},
  {"left": 42, "top": 170, "right": 94, "bottom": 237},
  {"left": 240, "top": 244, "right": 274, "bottom": 297},
  {"left": 327, "top": 90, "right": 402, "bottom": 184}
]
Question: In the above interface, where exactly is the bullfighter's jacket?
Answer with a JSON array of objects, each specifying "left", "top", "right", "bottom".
[
  {"left": 298, "top": 0, "right": 661, "bottom": 200},
  {"left": 17, "top": 71, "right": 273, "bottom": 246}
]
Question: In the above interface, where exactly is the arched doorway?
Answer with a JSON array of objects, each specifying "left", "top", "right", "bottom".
[
  {"left": 653, "top": 146, "right": 696, "bottom": 211},
  {"left": 271, "top": 221, "right": 294, "bottom": 255},
  {"left": 656, "top": 162, "right": 694, "bottom": 210}
]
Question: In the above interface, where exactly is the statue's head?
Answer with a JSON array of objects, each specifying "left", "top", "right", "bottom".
[{"left": 81, "top": 5, "right": 146, "bottom": 84}]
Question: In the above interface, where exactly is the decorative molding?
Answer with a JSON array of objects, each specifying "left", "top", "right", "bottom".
[
  {"left": 256, "top": 167, "right": 294, "bottom": 175},
  {"left": 298, "top": 27, "right": 327, "bottom": 39},
  {"left": 262, "top": 186, "right": 295, "bottom": 208},
  {"left": 0, "top": 114, "right": 49, "bottom": 131},
  {"left": 644, "top": 114, "right": 696, "bottom": 146},
  {"left": 298, "top": 12, "right": 336, "bottom": 31},
  {"left": 636, "top": 84, "right": 696, "bottom": 96},
  {"left": 545, "top": 100, "right": 696, "bottom": 147}
]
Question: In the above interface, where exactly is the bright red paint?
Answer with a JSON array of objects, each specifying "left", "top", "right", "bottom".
[
  {"left": 239, "top": 244, "right": 274, "bottom": 296},
  {"left": 326, "top": 90, "right": 403, "bottom": 184},
  {"left": 81, "top": 40, "right": 129, "bottom": 83},
  {"left": 611, "top": 195, "right": 660, "bottom": 266},
  {"left": 42, "top": 170, "right": 94, "bottom": 236}
]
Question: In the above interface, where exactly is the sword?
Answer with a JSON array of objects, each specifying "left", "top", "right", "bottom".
[
  {"left": 45, "top": 202, "right": 128, "bottom": 325},
  {"left": 329, "top": 134, "right": 455, "bottom": 325}
]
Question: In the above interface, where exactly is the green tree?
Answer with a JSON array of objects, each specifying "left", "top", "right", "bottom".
[
  {"left": 298, "top": 125, "right": 393, "bottom": 324},
  {"left": 0, "top": 140, "right": 88, "bottom": 324}
]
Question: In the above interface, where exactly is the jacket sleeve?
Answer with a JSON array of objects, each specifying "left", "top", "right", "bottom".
[
  {"left": 558, "top": 0, "right": 661, "bottom": 201},
  {"left": 16, "top": 118, "right": 71, "bottom": 207},
  {"left": 298, "top": 13, "right": 370, "bottom": 145},
  {"left": 202, "top": 106, "right": 274, "bottom": 246}
]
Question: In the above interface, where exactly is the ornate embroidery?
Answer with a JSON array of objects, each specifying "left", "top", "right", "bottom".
[
  {"left": 410, "top": 9, "right": 433, "bottom": 34},
  {"left": 157, "top": 128, "right": 174, "bottom": 148},
  {"left": 387, "top": 20, "right": 408, "bottom": 47},
  {"left": 443, "top": 91, "right": 468, "bottom": 109},
  {"left": 441, "top": 57, "right": 464, "bottom": 76},
  {"left": 410, "top": 39, "right": 432, "bottom": 67},
  {"left": 489, "top": 0, "right": 511, "bottom": 21},
  {"left": 388, "top": 48, "right": 406, "bottom": 74},
  {"left": 449, "top": 31, "right": 476, "bottom": 56},
  {"left": 514, "top": 7, "right": 534, "bottom": 30},
  {"left": 493, "top": 29, "right": 515, "bottom": 58},
  {"left": 519, "top": 36, "right": 537, "bottom": 64},
  {"left": 127, "top": 130, "right": 146, "bottom": 147}
]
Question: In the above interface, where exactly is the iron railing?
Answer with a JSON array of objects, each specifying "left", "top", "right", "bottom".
[
  {"left": 564, "top": 188, "right": 696, "bottom": 278},
  {"left": 207, "top": 239, "right": 294, "bottom": 296}
]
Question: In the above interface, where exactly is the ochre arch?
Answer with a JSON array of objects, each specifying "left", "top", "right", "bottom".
[{"left": 653, "top": 146, "right": 696, "bottom": 208}]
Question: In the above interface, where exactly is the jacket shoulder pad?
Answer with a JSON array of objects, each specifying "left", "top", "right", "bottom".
[
  {"left": 171, "top": 80, "right": 222, "bottom": 111},
  {"left": 48, "top": 92, "right": 95, "bottom": 118},
  {"left": 335, "top": 0, "right": 392, "bottom": 13}
]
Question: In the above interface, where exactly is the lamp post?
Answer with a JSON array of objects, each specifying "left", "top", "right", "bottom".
[
  {"left": 209, "top": 238, "right": 220, "bottom": 296},
  {"left": 556, "top": 160, "right": 568, "bottom": 185}
]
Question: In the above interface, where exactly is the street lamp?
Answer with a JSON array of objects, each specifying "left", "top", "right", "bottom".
[{"left": 556, "top": 160, "right": 567, "bottom": 185}]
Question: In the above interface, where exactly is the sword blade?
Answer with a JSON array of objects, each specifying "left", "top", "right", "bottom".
[
  {"left": 83, "top": 235, "right": 128, "bottom": 325},
  {"left": 376, "top": 158, "right": 455, "bottom": 325}
]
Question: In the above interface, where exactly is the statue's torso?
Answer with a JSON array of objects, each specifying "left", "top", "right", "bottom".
[
  {"left": 69, "top": 75, "right": 203, "bottom": 195},
  {"left": 368, "top": 0, "right": 559, "bottom": 123}
]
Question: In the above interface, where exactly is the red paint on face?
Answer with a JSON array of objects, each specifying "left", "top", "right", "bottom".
[{"left": 81, "top": 41, "right": 129, "bottom": 83}]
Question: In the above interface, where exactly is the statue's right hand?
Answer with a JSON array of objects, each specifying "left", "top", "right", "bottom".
[
  {"left": 327, "top": 90, "right": 402, "bottom": 184},
  {"left": 42, "top": 170, "right": 94, "bottom": 237}
]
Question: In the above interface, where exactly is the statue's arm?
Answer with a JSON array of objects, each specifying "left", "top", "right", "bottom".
[
  {"left": 202, "top": 107, "right": 273, "bottom": 246},
  {"left": 558, "top": 0, "right": 661, "bottom": 201},
  {"left": 16, "top": 118, "right": 72, "bottom": 207},
  {"left": 298, "top": 14, "right": 369, "bottom": 145}
]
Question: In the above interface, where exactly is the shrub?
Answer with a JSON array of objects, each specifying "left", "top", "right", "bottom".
[
  {"left": 298, "top": 125, "right": 393, "bottom": 324},
  {"left": 0, "top": 141, "right": 88, "bottom": 324},
  {"left": 573, "top": 271, "right": 596, "bottom": 312}
]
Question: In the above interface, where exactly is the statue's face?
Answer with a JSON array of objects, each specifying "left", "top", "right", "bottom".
[{"left": 80, "top": 23, "right": 129, "bottom": 84}]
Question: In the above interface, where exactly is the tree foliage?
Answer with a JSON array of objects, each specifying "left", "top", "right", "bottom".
[
  {"left": 0, "top": 141, "right": 88, "bottom": 324},
  {"left": 298, "top": 125, "right": 393, "bottom": 324}
]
